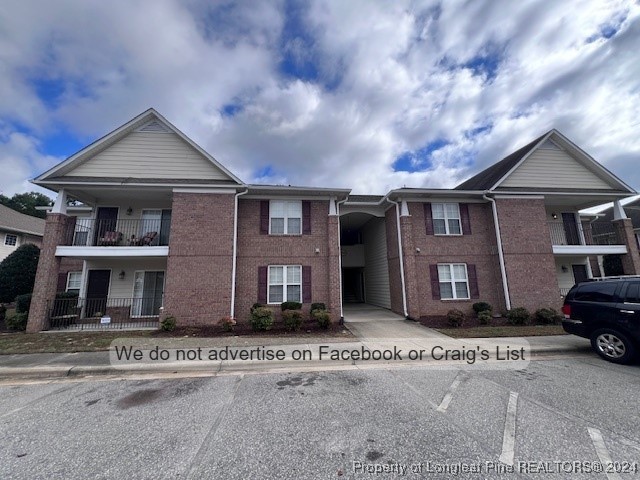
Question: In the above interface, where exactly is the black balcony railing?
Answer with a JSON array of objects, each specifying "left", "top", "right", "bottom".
[
  {"left": 63, "top": 218, "right": 170, "bottom": 247},
  {"left": 548, "top": 221, "right": 622, "bottom": 246},
  {"left": 47, "top": 297, "right": 162, "bottom": 330}
]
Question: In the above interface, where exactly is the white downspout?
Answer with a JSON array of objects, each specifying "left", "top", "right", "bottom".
[
  {"left": 336, "top": 197, "right": 348, "bottom": 322},
  {"left": 230, "top": 188, "right": 249, "bottom": 318},
  {"left": 387, "top": 198, "right": 408, "bottom": 317},
  {"left": 484, "top": 193, "right": 511, "bottom": 310}
]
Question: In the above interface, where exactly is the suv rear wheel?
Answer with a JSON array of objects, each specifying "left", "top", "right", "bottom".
[{"left": 590, "top": 329, "right": 636, "bottom": 364}]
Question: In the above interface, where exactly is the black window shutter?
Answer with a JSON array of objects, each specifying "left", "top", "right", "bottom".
[
  {"left": 258, "top": 266, "right": 268, "bottom": 303},
  {"left": 467, "top": 264, "right": 480, "bottom": 299},
  {"left": 260, "top": 201, "right": 269, "bottom": 235},
  {"left": 429, "top": 264, "right": 440, "bottom": 299},
  {"left": 460, "top": 203, "right": 472, "bottom": 235},
  {"left": 57, "top": 273, "right": 68, "bottom": 292},
  {"left": 302, "top": 201, "right": 311, "bottom": 234},
  {"left": 424, "top": 203, "right": 434, "bottom": 235},
  {"left": 302, "top": 266, "right": 312, "bottom": 303}
]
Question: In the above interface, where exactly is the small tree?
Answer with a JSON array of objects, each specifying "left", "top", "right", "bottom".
[{"left": 0, "top": 244, "right": 40, "bottom": 303}]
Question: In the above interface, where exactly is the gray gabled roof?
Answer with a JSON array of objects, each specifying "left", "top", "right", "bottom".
[
  {"left": 0, "top": 204, "right": 45, "bottom": 237},
  {"left": 455, "top": 132, "right": 549, "bottom": 190}
]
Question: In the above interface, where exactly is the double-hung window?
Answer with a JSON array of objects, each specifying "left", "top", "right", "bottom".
[
  {"left": 432, "top": 203, "right": 461, "bottom": 235},
  {"left": 270, "top": 200, "right": 302, "bottom": 235},
  {"left": 268, "top": 265, "right": 301, "bottom": 303},
  {"left": 66, "top": 272, "right": 82, "bottom": 294},
  {"left": 4, "top": 234, "right": 17, "bottom": 246},
  {"left": 438, "top": 264, "right": 469, "bottom": 299}
]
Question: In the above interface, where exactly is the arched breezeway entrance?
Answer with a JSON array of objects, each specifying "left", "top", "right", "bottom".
[{"left": 339, "top": 211, "right": 391, "bottom": 310}]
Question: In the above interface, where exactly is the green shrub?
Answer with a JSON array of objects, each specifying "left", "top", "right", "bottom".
[
  {"left": 161, "top": 315, "right": 177, "bottom": 331},
  {"left": 534, "top": 308, "right": 563, "bottom": 325},
  {"left": 220, "top": 316, "right": 237, "bottom": 332},
  {"left": 15, "top": 294, "right": 33, "bottom": 314},
  {"left": 312, "top": 309, "right": 331, "bottom": 329},
  {"left": 56, "top": 291, "right": 79, "bottom": 299},
  {"left": 6, "top": 312, "right": 28, "bottom": 331},
  {"left": 478, "top": 310, "right": 492, "bottom": 325},
  {"left": 251, "top": 303, "right": 264, "bottom": 313},
  {"left": 280, "top": 301, "right": 302, "bottom": 311},
  {"left": 0, "top": 244, "right": 40, "bottom": 303},
  {"left": 310, "top": 302, "right": 326, "bottom": 311},
  {"left": 506, "top": 307, "right": 530, "bottom": 325},
  {"left": 0, "top": 304, "right": 6, "bottom": 322},
  {"left": 282, "top": 309, "right": 303, "bottom": 331},
  {"left": 472, "top": 302, "right": 492, "bottom": 314},
  {"left": 447, "top": 309, "right": 465, "bottom": 328},
  {"left": 250, "top": 307, "right": 274, "bottom": 331}
]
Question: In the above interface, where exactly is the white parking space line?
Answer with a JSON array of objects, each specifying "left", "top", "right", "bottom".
[
  {"left": 498, "top": 391, "right": 518, "bottom": 466},
  {"left": 436, "top": 372, "right": 465, "bottom": 412},
  {"left": 588, "top": 427, "right": 622, "bottom": 480}
]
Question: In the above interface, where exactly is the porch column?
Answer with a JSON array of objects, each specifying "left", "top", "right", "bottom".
[
  {"left": 27, "top": 213, "right": 76, "bottom": 332},
  {"left": 327, "top": 213, "right": 342, "bottom": 321},
  {"left": 398, "top": 201, "right": 420, "bottom": 320},
  {"left": 614, "top": 218, "right": 640, "bottom": 274}
]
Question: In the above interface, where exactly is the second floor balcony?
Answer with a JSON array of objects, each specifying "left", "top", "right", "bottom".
[
  {"left": 548, "top": 220, "right": 627, "bottom": 255},
  {"left": 63, "top": 217, "right": 171, "bottom": 247}
]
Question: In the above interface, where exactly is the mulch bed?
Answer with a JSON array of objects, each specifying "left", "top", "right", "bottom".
[
  {"left": 417, "top": 315, "right": 556, "bottom": 330},
  {"left": 153, "top": 320, "right": 348, "bottom": 338}
]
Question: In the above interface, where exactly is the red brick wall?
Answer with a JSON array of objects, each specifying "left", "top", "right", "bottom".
[
  {"left": 614, "top": 219, "right": 640, "bottom": 275},
  {"left": 408, "top": 202, "right": 505, "bottom": 318},
  {"left": 27, "top": 213, "right": 76, "bottom": 332},
  {"left": 234, "top": 199, "right": 340, "bottom": 324},
  {"left": 495, "top": 198, "right": 561, "bottom": 311},
  {"left": 163, "top": 192, "right": 235, "bottom": 326}
]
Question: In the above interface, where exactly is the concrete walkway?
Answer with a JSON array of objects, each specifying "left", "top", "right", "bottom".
[{"left": 343, "top": 303, "right": 451, "bottom": 339}]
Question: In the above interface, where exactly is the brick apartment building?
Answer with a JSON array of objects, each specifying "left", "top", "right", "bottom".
[{"left": 26, "top": 109, "right": 640, "bottom": 331}]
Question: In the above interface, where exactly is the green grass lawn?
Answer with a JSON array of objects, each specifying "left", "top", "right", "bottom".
[{"left": 435, "top": 324, "right": 566, "bottom": 338}]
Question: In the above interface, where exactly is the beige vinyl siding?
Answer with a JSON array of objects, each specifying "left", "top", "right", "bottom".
[
  {"left": 85, "top": 258, "right": 167, "bottom": 299},
  {"left": 0, "top": 230, "right": 21, "bottom": 262},
  {"left": 555, "top": 257, "right": 589, "bottom": 293},
  {"left": 68, "top": 131, "right": 230, "bottom": 180},
  {"left": 501, "top": 148, "right": 613, "bottom": 189},
  {"left": 362, "top": 217, "right": 391, "bottom": 309}
]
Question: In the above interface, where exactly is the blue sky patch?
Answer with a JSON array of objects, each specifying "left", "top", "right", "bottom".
[
  {"left": 221, "top": 103, "right": 243, "bottom": 117},
  {"left": 393, "top": 138, "right": 449, "bottom": 173},
  {"left": 31, "top": 77, "right": 66, "bottom": 109}
]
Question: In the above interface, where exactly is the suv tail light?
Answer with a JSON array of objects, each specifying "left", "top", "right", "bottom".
[{"left": 561, "top": 304, "right": 571, "bottom": 319}]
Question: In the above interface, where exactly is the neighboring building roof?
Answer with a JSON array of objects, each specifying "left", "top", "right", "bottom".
[
  {"left": 455, "top": 133, "right": 548, "bottom": 190},
  {"left": 0, "top": 204, "right": 45, "bottom": 237}
]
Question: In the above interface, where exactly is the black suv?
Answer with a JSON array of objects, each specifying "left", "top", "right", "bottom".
[{"left": 562, "top": 278, "right": 640, "bottom": 364}]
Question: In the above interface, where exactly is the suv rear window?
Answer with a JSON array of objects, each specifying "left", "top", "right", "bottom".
[{"left": 573, "top": 282, "right": 617, "bottom": 302}]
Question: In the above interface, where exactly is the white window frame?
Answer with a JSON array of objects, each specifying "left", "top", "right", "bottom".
[
  {"left": 131, "top": 270, "right": 165, "bottom": 318},
  {"left": 438, "top": 263, "right": 470, "bottom": 300},
  {"left": 432, "top": 203, "right": 462, "bottom": 235},
  {"left": 269, "top": 200, "right": 302, "bottom": 235},
  {"left": 66, "top": 271, "right": 83, "bottom": 293},
  {"left": 4, "top": 234, "right": 18, "bottom": 246},
  {"left": 267, "top": 265, "right": 302, "bottom": 304}
]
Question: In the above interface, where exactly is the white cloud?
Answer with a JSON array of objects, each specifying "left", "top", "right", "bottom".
[{"left": 0, "top": 0, "right": 639, "bottom": 196}]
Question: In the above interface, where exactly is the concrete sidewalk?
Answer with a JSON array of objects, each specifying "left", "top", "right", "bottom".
[{"left": 0, "top": 330, "right": 593, "bottom": 380}]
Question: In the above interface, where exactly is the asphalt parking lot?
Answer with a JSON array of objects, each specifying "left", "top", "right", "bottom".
[{"left": 1, "top": 354, "right": 639, "bottom": 479}]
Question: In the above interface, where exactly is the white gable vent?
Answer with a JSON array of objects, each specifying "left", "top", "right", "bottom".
[
  {"left": 136, "top": 120, "right": 172, "bottom": 133},
  {"left": 539, "top": 139, "right": 562, "bottom": 150}
]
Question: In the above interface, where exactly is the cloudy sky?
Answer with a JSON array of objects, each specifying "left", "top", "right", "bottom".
[{"left": 1, "top": 0, "right": 639, "bottom": 197}]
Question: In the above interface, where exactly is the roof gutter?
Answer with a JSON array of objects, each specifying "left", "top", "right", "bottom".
[
  {"left": 483, "top": 192, "right": 511, "bottom": 310},
  {"left": 230, "top": 188, "right": 249, "bottom": 319}
]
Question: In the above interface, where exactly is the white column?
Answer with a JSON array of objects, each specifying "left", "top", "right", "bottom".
[
  {"left": 613, "top": 200, "right": 627, "bottom": 220},
  {"left": 400, "top": 199, "right": 410, "bottom": 217},
  {"left": 51, "top": 189, "right": 68, "bottom": 214},
  {"left": 329, "top": 197, "right": 338, "bottom": 216}
]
